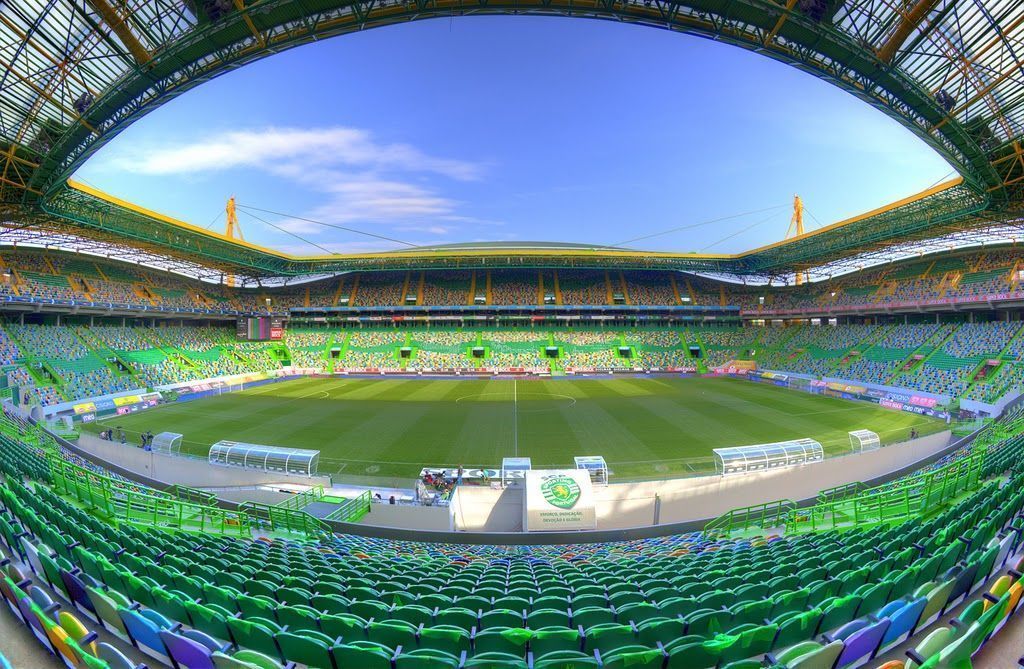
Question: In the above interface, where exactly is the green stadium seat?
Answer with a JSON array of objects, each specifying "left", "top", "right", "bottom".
[
  {"left": 665, "top": 639, "right": 720, "bottom": 669},
  {"left": 719, "top": 622, "right": 778, "bottom": 665},
  {"left": 463, "top": 651, "right": 529, "bottom": 669},
  {"left": 211, "top": 649, "right": 277, "bottom": 669},
  {"left": 278, "top": 604, "right": 322, "bottom": 634},
  {"left": 533, "top": 649, "right": 599, "bottom": 669},
  {"left": 480, "top": 607, "right": 523, "bottom": 629},
  {"left": 684, "top": 608, "right": 731, "bottom": 637},
  {"left": 320, "top": 612, "right": 366, "bottom": 640},
  {"left": 435, "top": 606, "right": 478, "bottom": 632},
  {"left": 530, "top": 627, "right": 582, "bottom": 656},
  {"left": 332, "top": 642, "right": 392, "bottom": 669},
  {"left": 419, "top": 624, "right": 472, "bottom": 655},
  {"left": 581, "top": 622, "right": 635, "bottom": 654},
  {"left": 395, "top": 647, "right": 462, "bottom": 669},
  {"left": 226, "top": 618, "right": 282, "bottom": 661},
  {"left": 275, "top": 630, "right": 336, "bottom": 667},
  {"left": 367, "top": 619, "right": 418, "bottom": 651},
  {"left": 599, "top": 646, "right": 664, "bottom": 669}
]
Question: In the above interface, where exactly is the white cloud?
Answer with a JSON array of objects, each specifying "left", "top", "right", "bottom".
[
  {"left": 113, "top": 126, "right": 482, "bottom": 181},
  {"left": 101, "top": 125, "right": 502, "bottom": 251},
  {"left": 302, "top": 175, "right": 460, "bottom": 225}
]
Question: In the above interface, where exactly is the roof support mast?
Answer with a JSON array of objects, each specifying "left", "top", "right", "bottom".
[
  {"left": 786, "top": 195, "right": 809, "bottom": 285},
  {"left": 225, "top": 196, "right": 243, "bottom": 286}
]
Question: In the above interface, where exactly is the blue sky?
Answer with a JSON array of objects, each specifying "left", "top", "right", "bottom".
[{"left": 74, "top": 17, "right": 954, "bottom": 255}]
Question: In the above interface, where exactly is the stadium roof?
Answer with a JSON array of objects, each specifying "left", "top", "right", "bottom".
[{"left": 1, "top": 0, "right": 1023, "bottom": 281}]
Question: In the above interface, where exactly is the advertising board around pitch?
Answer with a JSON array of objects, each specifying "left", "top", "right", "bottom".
[{"left": 524, "top": 469, "right": 597, "bottom": 531}]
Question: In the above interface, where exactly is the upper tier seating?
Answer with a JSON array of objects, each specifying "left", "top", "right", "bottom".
[
  {"left": 422, "top": 271, "right": 472, "bottom": 306},
  {"left": 559, "top": 271, "right": 608, "bottom": 305},
  {"left": 9, "top": 246, "right": 1024, "bottom": 318},
  {"left": 489, "top": 271, "right": 536, "bottom": 306}
]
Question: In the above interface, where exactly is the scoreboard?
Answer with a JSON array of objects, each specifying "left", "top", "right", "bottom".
[{"left": 236, "top": 317, "right": 284, "bottom": 341}]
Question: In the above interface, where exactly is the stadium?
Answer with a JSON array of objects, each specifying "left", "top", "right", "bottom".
[{"left": 3, "top": 1, "right": 1024, "bottom": 669}]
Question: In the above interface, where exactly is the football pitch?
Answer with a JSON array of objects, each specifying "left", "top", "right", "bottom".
[{"left": 85, "top": 376, "right": 945, "bottom": 481}]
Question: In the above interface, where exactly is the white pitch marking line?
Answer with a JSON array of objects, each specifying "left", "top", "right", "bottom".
[{"left": 513, "top": 377, "right": 518, "bottom": 457}]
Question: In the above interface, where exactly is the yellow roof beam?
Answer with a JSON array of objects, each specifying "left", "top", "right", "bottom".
[
  {"left": 936, "top": 62, "right": 1022, "bottom": 125},
  {"left": 0, "top": 14, "right": 96, "bottom": 96},
  {"left": 764, "top": 0, "right": 799, "bottom": 46},
  {"left": 735, "top": 178, "right": 964, "bottom": 258},
  {"left": 65, "top": 177, "right": 967, "bottom": 267},
  {"left": 876, "top": 0, "right": 941, "bottom": 63},
  {"left": 232, "top": 0, "right": 267, "bottom": 48},
  {"left": 84, "top": 0, "right": 152, "bottom": 66}
]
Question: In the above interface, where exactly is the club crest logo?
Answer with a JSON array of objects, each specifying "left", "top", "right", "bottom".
[{"left": 541, "top": 475, "right": 581, "bottom": 509}]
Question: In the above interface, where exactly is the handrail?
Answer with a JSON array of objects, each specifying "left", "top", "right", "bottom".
[
  {"left": 238, "top": 501, "right": 330, "bottom": 538},
  {"left": 786, "top": 447, "right": 988, "bottom": 534},
  {"left": 272, "top": 485, "right": 325, "bottom": 511},
  {"left": 703, "top": 498, "right": 796, "bottom": 539},
  {"left": 325, "top": 491, "right": 372, "bottom": 523}
]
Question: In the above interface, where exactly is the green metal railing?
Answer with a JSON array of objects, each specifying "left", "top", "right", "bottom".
[
  {"left": 787, "top": 447, "right": 987, "bottom": 535},
  {"left": 49, "top": 456, "right": 251, "bottom": 537},
  {"left": 704, "top": 499, "right": 795, "bottom": 540},
  {"left": 168, "top": 484, "right": 218, "bottom": 507},
  {"left": 273, "top": 485, "right": 325, "bottom": 511},
  {"left": 239, "top": 501, "right": 330, "bottom": 538},
  {"left": 705, "top": 447, "right": 989, "bottom": 539},
  {"left": 817, "top": 481, "right": 867, "bottom": 506},
  {"left": 120, "top": 489, "right": 252, "bottom": 537},
  {"left": 325, "top": 491, "right": 372, "bottom": 523}
]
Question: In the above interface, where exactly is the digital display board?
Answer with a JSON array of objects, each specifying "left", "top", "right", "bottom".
[{"left": 237, "top": 317, "right": 285, "bottom": 341}]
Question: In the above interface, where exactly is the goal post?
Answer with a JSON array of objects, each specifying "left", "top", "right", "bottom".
[{"left": 849, "top": 429, "right": 881, "bottom": 453}]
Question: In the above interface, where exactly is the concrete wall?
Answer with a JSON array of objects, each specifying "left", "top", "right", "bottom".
[
  {"left": 596, "top": 430, "right": 952, "bottom": 529},
  {"left": 450, "top": 486, "right": 525, "bottom": 532},
  {"left": 428, "top": 431, "right": 953, "bottom": 533},
  {"left": 357, "top": 503, "right": 453, "bottom": 531},
  {"left": 71, "top": 427, "right": 954, "bottom": 536},
  {"left": 214, "top": 489, "right": 295, "bottom": 505},
  {"left": 74, "top": 434, "right": 333, "bottom": 490}
]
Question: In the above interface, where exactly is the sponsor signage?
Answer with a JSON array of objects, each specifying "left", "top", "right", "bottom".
[
  {"left": 72, "top": 402, "right": 96, "bottom": 415},
  {"left": 113, "top": 395, "right": 142, "bottom": 407},
  {"left": 524, "top": 469, "right": 596, "bottom": 531},
  {"left": 826, "top": 382, "right": 867, "bottom": 394}
]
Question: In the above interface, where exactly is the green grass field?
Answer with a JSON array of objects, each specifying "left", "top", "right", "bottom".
[{"left": 85, "top": 376, "right": 944, "bottom": 481}]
